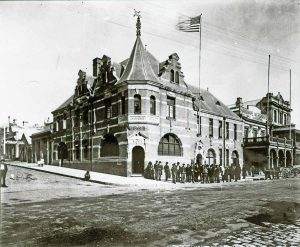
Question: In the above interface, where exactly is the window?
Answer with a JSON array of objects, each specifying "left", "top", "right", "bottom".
[
  {"left": 167, "top": 96, "right": 175, "bottom": 119},
  {"left": 244, "top": 127, "right": 249, "bottom": 138},
  {"left": 197, "top": 115, "right": 202, "bottom": 135},
  {"left": 121, "top": 96, "right": 126, "bottom": 115},
  {"left": 158, "top": 133, "right": 182, "bottom": 156},
  {"left": 75, "top": 141, "right": 80, "bottom": 160},
  {"left": 279, "top": 112, "right": 283, "bottom": 124},
  {"left": 274, "top": 110, "right": 277, "bottom": 123},
  {"left": 105, "top": 98, "right": 112, "bottom": 119},
  {"left": 234, "top": 124, "right": 237, "bottom": 140},
  {"left": 83, "top": 109, "right": 89, "bottom": 125},
  {"left": 175, "top": 71, "right": 179, "bottom": 84},
  {"left": 101, "top": 134, "right": 119, "bottom": 157},
  {"left": 253, "top": 129, "right": 258, "bottom": 140},
  {"left": 284, "top": 114, "right": 287, "bottom": 125},
  {"left": 218, "top": 120, "right": 222, "bottom": 138},
  {"left": 206, "top": 149, "right": 215, "bottom": 165},
  {"left": 226, "top": 149, "right": 229, "bottom": 166},
  {"left": 226, "top": 122, "right": 230, "bottom": 139},
  {"left": 74, "top": 110, "right": 80, "bottom": 127},
  {"left": 134, "top": 94, "right": 141, "bottom": 114},
  {"left": 150, "top": 96, "right": 156, "bottom": 115},
  {"left": 63, "top": 119, "right": 67, "bottom": 129},
  {"left": 209, "top": 118, "right": 214, "bottom": 137},
  {"left": 219, "top": 149, "right": 223, "bottom": 166},
  {"left": 170, "top": 69, "right": 175, "bottom": 82},
  {"left": 83, "top": 140, "right": 88, "bottom": 160},
  {"left": 261, "top": 130, "right": 265, "bottom": 137}
]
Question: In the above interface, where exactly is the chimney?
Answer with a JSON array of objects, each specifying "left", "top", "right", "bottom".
[
  {"left": 93, "top": 57, "right": 102, "bottom": 77},
  {"left": 236, "top": 97, "right": 243, "bottom": 107}
]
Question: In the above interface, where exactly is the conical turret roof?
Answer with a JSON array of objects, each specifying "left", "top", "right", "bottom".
[{"left": 117, "top": 36, "right": 160, "bottom": 84}]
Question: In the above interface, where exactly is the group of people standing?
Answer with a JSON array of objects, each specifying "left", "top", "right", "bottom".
[{"left": 144, "top": 161, "right": 243, "bottom": 184}]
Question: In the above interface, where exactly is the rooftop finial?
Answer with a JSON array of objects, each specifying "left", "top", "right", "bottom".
[{"left": 133, "top": 9, "right": 141, "bottom": 37}]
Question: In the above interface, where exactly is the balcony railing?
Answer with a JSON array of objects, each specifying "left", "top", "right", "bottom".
[
  {"left": 244, "top": 136, "right": 293, "bottom": 146},
  {"left": 243, "top": 136, "right": 268, "bottom": 144},
  {"left": 118, "top": 114, "right": 160, "bottom": 125}
]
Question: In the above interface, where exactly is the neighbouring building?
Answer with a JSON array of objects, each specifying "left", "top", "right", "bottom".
[
  {"left": 230, "top": 92, "right": 300, "bottom": 170},
  {"left": 31, "top": 121, "right": 53, "bottom": 165},
  {"left": 41, "top": 15, "right": 244, "bottom": 177},
  {"left": 0, "top": 119, "right": 43, "bottom": 162}
]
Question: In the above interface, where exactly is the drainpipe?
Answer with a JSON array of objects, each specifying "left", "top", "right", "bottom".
[{"left": 223, "top": 117, "right": 226, "bottom": 168}]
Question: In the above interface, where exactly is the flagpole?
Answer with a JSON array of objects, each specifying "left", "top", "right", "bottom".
[
  {"left": 266, "top": 54, "right": 270, "bottom": 169},
  {"left": 289, "top": 69, "right": 292, "bottom": 140},
  {"left": 266, "top": 54, "right": 270, "bottom": 137},
  {"left": 198, "top": 13, "right": 202, "bottom": 135}
]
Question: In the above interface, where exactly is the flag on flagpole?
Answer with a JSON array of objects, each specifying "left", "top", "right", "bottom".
[{"left": 177, "top": 15, "right": 201, "bottom": 32}]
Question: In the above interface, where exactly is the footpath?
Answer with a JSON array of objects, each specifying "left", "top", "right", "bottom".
[{"left": 4, "top": 161, "right": 264, "bottom": 187}]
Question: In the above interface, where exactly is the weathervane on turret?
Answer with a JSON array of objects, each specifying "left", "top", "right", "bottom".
[{"left": 133, "top": 9, "right": 141, "bottom": 36}]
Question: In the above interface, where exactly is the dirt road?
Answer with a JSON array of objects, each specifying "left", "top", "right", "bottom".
[{"left": 1, "top": 166, "right": 299, "bottom": 246}]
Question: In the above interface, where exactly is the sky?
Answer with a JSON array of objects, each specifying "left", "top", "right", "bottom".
[{"left": 0, "top": 0, "right": 299, "bottom": 127}]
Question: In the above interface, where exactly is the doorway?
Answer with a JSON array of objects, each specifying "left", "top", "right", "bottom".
[{"left": 132, "top": 146, "right": 145, "bottom": 174}]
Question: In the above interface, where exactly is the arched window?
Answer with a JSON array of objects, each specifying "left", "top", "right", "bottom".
[
  {"left": 231, "top": 150, "right": 239, "bottom": 165},
  {"left": 150, "top": 96, "right": 156, "bottom": 115},
  {"left": 158, "top": 133, "right": 182, "bottom": 156},
  {"left": 134, "top": 94, "right": 141, "bottom": 114},
  {"left": 101, "top": 134, "right": 119, "bottom": 157},
  {"left": 175, "top": 71, "right": 179, "bottom": 84},
  {"left": 206, "top": 149, "right": 216, "bottom": 165},
  {"left": 170, "top": 69, "right": 175, "bottom": 82}
]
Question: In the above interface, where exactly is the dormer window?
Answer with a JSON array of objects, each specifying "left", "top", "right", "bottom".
[
  {"left": 199, "top": 96, "right": 204, "bottom": 101},
  {"left": 175, "top": 71, "right": 179, "bottom": 84},
  {"left": 170, "top": 69, "right": 175, "bottom": 82},
  {"left": 216, "top": 101, "right": 221, "bottom": 106}
]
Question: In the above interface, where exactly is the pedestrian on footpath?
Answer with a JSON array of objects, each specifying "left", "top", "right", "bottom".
[
  {"left": 194, "top": 164, "right": 199, "bottom": 182},
  {"left": 203, "top": 165, "right": 208, "bottom": 184},
  {"left": 157, "top": 161, "right": 163, "bottom": 181},
  {"left": 164, "top": 162, "right": 171, "bottom": 182},
  {"left": 144, "top": 162, "right": 152, "bottom": 179},
  {"left": 154, "top": 161, "right": 158, "bottom": 180},
  {"left": 171, "top": 163, "right": 177, "bottom": 184},
  {"left": 84, "top": 171, "right": 90, "bottom": 181},
  {"left": 215, "top": 165, "right": 220, "bottom": 183},
  {"left": 181, "top": 164, "right": 186, "bottom": 183},
  {"left": 190, "top": 164, "right": 195, "bottom": 183},
  {"left": 242, "top": 165, "right": 247, "bottom": 179},
  {"left": 0, "top": 162, "right": 8, "bottom": 187},
  {"left": 229, "top": 165, "right": 235, "bottom": 182},
  {"left": 176, "top": 162, "right": 181, "bottom": 183}
]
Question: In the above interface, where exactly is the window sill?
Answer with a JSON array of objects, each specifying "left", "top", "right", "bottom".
[{"left": 166, "top": 117, "right": 175, "bottom": 120}]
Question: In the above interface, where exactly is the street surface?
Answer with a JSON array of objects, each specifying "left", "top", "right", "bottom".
[{"left": 1, "top": 165, "right": 300, "bottom": 246}]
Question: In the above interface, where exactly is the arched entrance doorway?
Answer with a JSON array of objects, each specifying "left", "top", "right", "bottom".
[
  {"left": 278, "top": 149, "right": 285, "bottom": 167},
  {"left": 196, "top": 153, "right": 203, "bottom": 165},
  {"left": 231, "top": 151, "right": 239, "bottom": 166},
  {"left": 132, "top": 146, "right": 145, "bottom": 174},
  {"left": 286, "top": 150, "right": 292, "bottom": 167},
  {"left": 206, "top": 149, "right": 216, "bottom": 166}
]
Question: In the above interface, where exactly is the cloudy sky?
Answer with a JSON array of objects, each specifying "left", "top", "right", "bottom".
[{"left": 0, "top": 0, "right": 299, "bottom": 127}]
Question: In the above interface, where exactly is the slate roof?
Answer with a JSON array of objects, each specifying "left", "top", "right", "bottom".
[
  {"left": 53, "top": 94, "right": 73, "bottom": 112},
  {"left": 117, "top": 36, "right": 160, "bottom": 84},
  {"left": 188, "top": 84, "right": 241, "bottom": 120}
]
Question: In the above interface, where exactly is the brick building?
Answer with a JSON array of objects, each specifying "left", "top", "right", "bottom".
[{"left": 40, "top": 15, "right": 244, "bottom": 176}]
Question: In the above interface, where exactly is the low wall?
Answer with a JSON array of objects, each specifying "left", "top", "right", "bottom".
[{"left": 52, "top": 159, "right": 128, "bottom": 176}]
